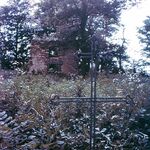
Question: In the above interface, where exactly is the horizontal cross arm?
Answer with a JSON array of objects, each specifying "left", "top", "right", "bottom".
[
  {"left": 50, "top": 96, "right": 134, "bottom": 105},
  {"left": 78, "top": 52, "right": 91, "bottom": 58},
  {"left": 59, "top": 96, "right": 126, "bottom": 100}
]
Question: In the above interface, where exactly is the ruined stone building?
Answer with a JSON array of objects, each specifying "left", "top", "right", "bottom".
[{"left": 28, "top": 39, "right": 78, "bottom": 75}]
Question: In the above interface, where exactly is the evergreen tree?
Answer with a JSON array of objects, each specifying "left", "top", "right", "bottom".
[
  {"left": 0, "top": 0, "right": 33, "bottom": 69},
  {"left": 139, "top": 16, "right": 150, "bottom": 65}
]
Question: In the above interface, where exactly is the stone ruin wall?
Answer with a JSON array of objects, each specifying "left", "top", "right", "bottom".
[
  {"left": 28, "top": 40, "right": 78, "bottom": 75},
  {"left": 28, "top": 41, "right": 49, "bottom": 75}
]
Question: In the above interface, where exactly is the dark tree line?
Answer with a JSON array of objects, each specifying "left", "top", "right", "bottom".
[{"left": 0, "top": 0, "right": 141, "bottom": 75}]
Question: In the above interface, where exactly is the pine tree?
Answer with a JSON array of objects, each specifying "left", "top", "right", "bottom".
[
  {"left": 139, "top": 16, "right": 150, "bottom": 65},
  {"left": 0, "top": 0, "right": 33, "bottom": 69}
]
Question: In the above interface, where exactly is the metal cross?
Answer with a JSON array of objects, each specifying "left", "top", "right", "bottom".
[{"left": 52, "top": 36, "right": 134, "bottom": 150}]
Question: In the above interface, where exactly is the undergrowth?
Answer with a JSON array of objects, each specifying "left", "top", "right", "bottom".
[{"left": 0, "top": 73, "right": 150, "bottom": 149}]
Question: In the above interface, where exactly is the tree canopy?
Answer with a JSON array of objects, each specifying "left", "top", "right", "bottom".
[{"left": 35, "top": 0, "right": 136, "bottom": 75}]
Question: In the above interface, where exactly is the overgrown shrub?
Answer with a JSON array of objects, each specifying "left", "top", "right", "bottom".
[{"left": 0, "top": 73, "right": 150, "bottom": 149}]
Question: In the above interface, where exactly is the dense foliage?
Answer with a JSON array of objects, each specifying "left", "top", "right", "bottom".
[{"left": 0, "top": 73, "right": 150, "bottom": 149}]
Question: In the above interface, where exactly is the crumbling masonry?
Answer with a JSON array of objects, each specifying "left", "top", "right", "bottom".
[{"left": 28, "top": 39, "right": 78, "bottom": 75}]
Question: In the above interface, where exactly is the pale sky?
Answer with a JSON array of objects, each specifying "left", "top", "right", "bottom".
[
  {"left": 0, "top": 0, "right": 150, "bottom": 62},
  {"left": 121, "top": 0, "right": 150, "bottom": 61}
]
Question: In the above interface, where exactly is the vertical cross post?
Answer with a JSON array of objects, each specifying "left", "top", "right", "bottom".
[
  {"left": 79, "top": 36, "right": 99, "bottom": 150},
  {"left": 90, "top": 37, "right": 97, "bottom": 150}
]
